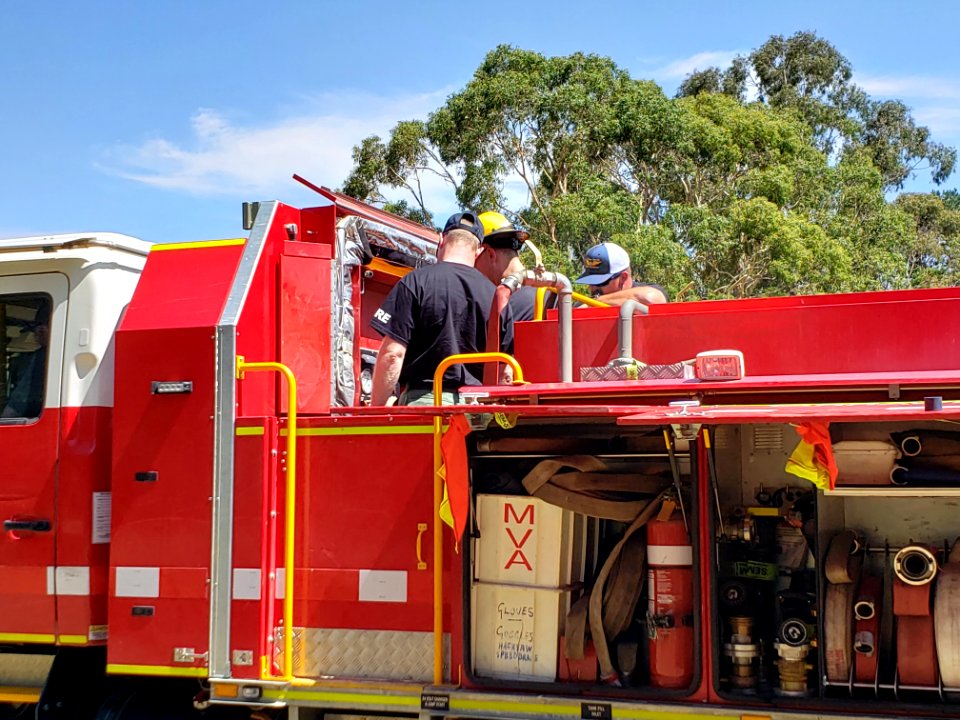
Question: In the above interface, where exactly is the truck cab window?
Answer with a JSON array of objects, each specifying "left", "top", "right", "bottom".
[{"left": 1, "top": 295, "right": 51, "bottom": 421}]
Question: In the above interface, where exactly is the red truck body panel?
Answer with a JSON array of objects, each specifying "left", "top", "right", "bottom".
[{"left": 12, "top": 194, "right": 960, "bottom": 720}]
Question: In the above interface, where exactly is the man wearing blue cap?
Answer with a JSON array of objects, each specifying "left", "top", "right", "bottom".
[
  {"left": 576, "top": 242, "right": 668, "bottom": 306},
  {"left": 369, "top": 212, "right": 514, "bottom": 406}
]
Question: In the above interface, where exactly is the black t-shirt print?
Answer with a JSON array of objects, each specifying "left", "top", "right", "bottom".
[{"left": 370, "top": 262, "right": 514, "bottom": 390}]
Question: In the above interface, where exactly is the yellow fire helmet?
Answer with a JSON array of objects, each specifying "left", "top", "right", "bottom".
[{"left": 478, "top": 211, "right": 529, "bottom": 250}]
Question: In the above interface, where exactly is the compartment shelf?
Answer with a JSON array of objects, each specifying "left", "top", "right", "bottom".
[{"left": 825, "top": 486, "right": 960, "bottom": 497}]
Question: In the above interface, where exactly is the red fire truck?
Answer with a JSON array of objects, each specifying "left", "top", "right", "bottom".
[{"left": 3, "top": 186, "right": 960, "bottom": 720}]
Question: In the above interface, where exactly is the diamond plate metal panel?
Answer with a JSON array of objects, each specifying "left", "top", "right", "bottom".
[
  {"left": 278, "top": 627, "right": 450, "bottom": 681},
  {"left": 580, "top": 361, "right": 693, "bottom": 382}
]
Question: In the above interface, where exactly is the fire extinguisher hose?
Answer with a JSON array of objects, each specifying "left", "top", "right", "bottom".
[{"left": 662, "top": 429, "right": 688, "bottom": 532}]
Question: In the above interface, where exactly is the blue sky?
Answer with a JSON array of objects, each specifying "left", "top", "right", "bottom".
[{"left": 2, "top": 0, "right": 959, "bottom": 243}]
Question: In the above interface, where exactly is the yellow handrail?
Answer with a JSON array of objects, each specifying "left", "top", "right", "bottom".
[
  {"left": 533, "top": 286, "right": 610, "bottom": 320},
  {"left": 236, "top": 357, "right": 298, "bottom": 682},
  {"left": 430, "top": 352, "right": 525, "bottom": 685}
]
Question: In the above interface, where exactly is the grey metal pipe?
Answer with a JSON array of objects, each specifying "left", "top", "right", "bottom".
[
  {"left": 504, "top": 270, "right": 573, "bottom": 382},
  {"left": 557, "top": 274, "right": 573, "bottom": 382},
  {"left": 617, "top": 299, "right": 648, "bottom": 361}
]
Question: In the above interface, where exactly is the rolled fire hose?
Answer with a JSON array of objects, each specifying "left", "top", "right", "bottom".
[
  {"left": 900, "top": 435, "right": 922, "bottom": 457},
  {"left": 891, "top": 430, "right": 960, "bottom": 458},
  {"left": 565, "top": 596, "right": 590, "bottom": 662},
  {"left": 599, "top": 530, "right": 648, "bottom": 639},
  {"left": 824, "top": 530, "right": 864, "bottom": 585},
  {"left": 824, "top": 531, "right": 863, "bottom": 683},
  {"left": 824, "top": 583, "right": 856, "bottom": 683},
  {"left": 854, "top": 574, "right": 882, "bottom": 684},
  {"left": 523, "top": 456, "right": 670, "bottom": 682},
  {"left": 566, "top": 492, "right": 671, "bottom": 678},
  {"left": 587, "top": 491, "right": 669, "bottom": 684},
  {"left": 893, "top": 548, "right": 938, "bottom": 688},
  {"left": 891, "top": 463, "right": 960, "bottom": 485},
  {"left": 521, "top": 455, "right": 667, "bottom": 521},
  {"left": 893, "top": 577, "right": 933, "bottom": 616},
  {"left": 935, "top": 540, "right": 960, "bottom": 688},
  {"left": 897, "top": 613, "right": 939, "bottom": 687},
  {"left": 894, "top": 545, "right": 938, "bottom": 587}
]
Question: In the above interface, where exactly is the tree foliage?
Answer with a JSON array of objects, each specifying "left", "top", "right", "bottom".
[
  {"left": 341, "top": 35, "right": 960, "bottom": 299},
  {"left": 677, "top": 31, "right": 956, "bottom": 191}
]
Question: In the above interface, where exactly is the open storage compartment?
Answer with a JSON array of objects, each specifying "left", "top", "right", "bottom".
[
  {"left": 462, "top": 420, "right": 702, "bottom": 698},
  {"left": 820, "top": 421, "right": 960, "bottom": 706},
  {"left": 710, "top": 423, "right": 821, "bottom": 703},
  {"left": 709, "top": 419, "right": 960, "bottom": 714}
]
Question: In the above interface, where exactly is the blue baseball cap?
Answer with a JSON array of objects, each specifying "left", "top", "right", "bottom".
[
  {"left": 576, "top": 242, "right": 631, "bottom": 285},
  {"left": 442, "top": 212, "right": 485, "bottom": 244}
]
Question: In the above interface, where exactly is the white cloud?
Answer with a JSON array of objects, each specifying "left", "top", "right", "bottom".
[
  {"left": 648, "top": 50, "right": 744, "bottom": 80},
  {"left": 858, "top": 74, "right": 960, "bottom": 100},
  {"left": 96, "top": 87, "right": 547, "bottom": 225},
  {"left": 97, "top": 90, "right": 453, "bottom": 198},
  {"left": 914, "top": 106, "right": 960, "bottom": 136},
  {"left": 855, "top": 73, "right": 960, "bottom": 143}
]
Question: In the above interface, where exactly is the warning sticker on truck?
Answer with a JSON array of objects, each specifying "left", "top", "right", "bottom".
[{"left": 92, "top": 492, "right": 111, "bottom": 544}]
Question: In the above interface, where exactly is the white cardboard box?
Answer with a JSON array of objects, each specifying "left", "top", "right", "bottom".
[
  {"left": 471, "top": 582, "right": 571, "bottom": 682},
  {"left": 474, "top": 494, "right": 586, "bottom": 588}
]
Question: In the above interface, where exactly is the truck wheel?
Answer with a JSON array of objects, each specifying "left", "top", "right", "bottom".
[
  {"left": 0, "top": 704, "right": 30, "bottom": 719},
  {"left": 95, "top": 689, "right": 190, "bottom": 720}
]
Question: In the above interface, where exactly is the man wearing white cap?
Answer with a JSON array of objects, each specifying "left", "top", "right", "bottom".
[{"left": 576, "top": 242, "right": 668, "bottom": 307}]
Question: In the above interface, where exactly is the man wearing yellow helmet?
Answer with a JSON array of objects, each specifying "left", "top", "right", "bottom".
[{"left": 475, "top": 211, "right": 548, "bottom": 321}]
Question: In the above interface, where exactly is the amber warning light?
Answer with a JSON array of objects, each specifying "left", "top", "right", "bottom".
[{"left": 695, "top": 350, "right": 745, "bottom": 381}]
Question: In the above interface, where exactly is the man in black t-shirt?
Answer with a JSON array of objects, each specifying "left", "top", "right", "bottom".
[{"left": 369, "top": 212, "right": 514, "bottom": 406}]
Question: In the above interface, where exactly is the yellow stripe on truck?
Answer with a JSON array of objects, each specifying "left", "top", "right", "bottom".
[
  {"left": 0, "top": 632, "right": 56, "bottom": 643},
  {"left": 57, "top": 634, "right": 88, "bottom": 645},
  {"left": 264, "top": 688, "right": 421, "bottom": 707},
  {"left": 151, "top": 239, "right": 246, "bottom": 252},
  {"left": 260, "top": 686, "right": 729, "bottom": 720},
  {"left": 0, "top": 686, "right": 42, "bottom": 703},
  {"left": 236, "top": 426, "right": 265, "bottom": 436},
  {"left": 281, "top": 425, "right": 435, "bottom": 437},
  {"left": 106, "top": 663, "right": 208, "bottom": 678}
]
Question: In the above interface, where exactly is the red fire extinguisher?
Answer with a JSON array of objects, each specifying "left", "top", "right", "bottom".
[{"left": 646, "top": 510, "right": 695, "bottom": 689}]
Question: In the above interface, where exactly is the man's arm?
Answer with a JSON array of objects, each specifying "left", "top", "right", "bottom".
[
  {"left": 371, "top": 335, "right": 407, "bottom": 406},
  {"left": 597, "top": 285, "right": 668, "bottom": 307}
]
